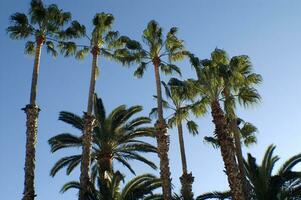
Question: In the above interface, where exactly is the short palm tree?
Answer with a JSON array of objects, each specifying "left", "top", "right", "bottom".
[
  {"left": 58, "top": 12, "right": 137, "bottom": 199},
  {"left": 188, "top": 49, "right": 246, "bottom": 200},
  {"left": 129, "top": 20, "right": 188, "bottom": 199},
  {"left": 197, "top": 145, "right": 301, "bottom": 200},
  {"left": 61, "top": 171, "right": 162, "bottom": 200},
  {"left": 151, "top": 78, "right": 203, "bottom": 200},
  {"left": 245, "top": 145, "right": 301, "bottom": 200},
  {"left": 49, "top": 95, "right": 158, "bottom": 199},
  {"left": 7, "top": 1, "right": 83, "bottom": 199}
]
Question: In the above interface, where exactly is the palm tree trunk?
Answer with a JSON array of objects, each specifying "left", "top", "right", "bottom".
[
  {"left": 177, "top": 122, "right": 194, "bottom": 200},
  {"left": 22, "top": 36, "right": 44, "bottom": 200},
  {"left": 231, "top": 119, "right": 251, "bottom": 200},
  {"left": 153, "top": 57, "right": 172, "bottom": 200},
  {"left": 98, "top": 154, "right": 113, "bottom": 200},
  {"left": 79, "top": 46, "right": 99, "bottom": 200},
  {"left": 211, "top": 100, "right": 246, "bottom": 200}
]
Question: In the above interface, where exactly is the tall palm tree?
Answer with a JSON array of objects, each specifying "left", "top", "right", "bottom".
[
  {"left": 221, "top": 54, "right": 262, "bottom": 199},
  {"left": 61, "top": 171, "right": 162, "bottom": 200},
  {"left": 197, "top": 145, "right": 301, "bottom": 200},
  {"left": 7, "top": 1, "right": 84, "bottom": 199},
  {"left": 128, "top": 20, "right": 188, "bottom": 199},
  {"left": 150, "top": 78, "right": 203, "bottom": 200},
  {"left": 49, "top": 95, "right": 158, "bottom": 198},
  {"left": 58, "top": 13, "right": 137, "bottom": 199},
  {"left": 188, "top": 49, "right": 247, "bottom": 200}
]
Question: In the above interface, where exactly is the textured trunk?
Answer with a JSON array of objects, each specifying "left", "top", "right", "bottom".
[
  {"left": 177, "top": 122, "right": 194, "bottom": 200},
  {"left": 22, "top": 105, "right": 40, "bottom": 200},
  {"left": 211, "top": 100, "right": 246, "bottom": 200},
  {"left": 153, "top": 57, "right": 172, "bottom": 200},
  {"left": 22, "top": 37, "right": 43, "bottom": 200},
  {"left": 231, "top": 119, "right": 251, "bottom": 200},
  {"left": 98, "top": 154, "right": 113, "bottom": 200},
  {"left": 79, "top": 46, "right": 99, "bottom": 200}
]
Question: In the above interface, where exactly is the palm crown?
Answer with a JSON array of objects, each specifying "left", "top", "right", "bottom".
[
  {"left": 48, "top": 95, "right": 157, "bottom": 183},
  {"left": 151, "top": 78, "right": 200, "bottom": 135},
  {"left": 7, "top": 0, "right": 84, "bottom": 57},
  {"left": 131, "top": 20, "right": 187, "bottom": 78},
  {"left": 59, "top": 12, "right": 137, "bottom": 64}
]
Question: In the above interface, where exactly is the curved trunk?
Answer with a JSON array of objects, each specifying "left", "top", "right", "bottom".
[
  {"left": 153, "top": 58, "right": 172, "bottom": 200},
  {"left": 231, "top": 119, "right": 251, "bottom": 200},
  {"left": 22, "top": 37, "right": 43, "bottom": 200},
  {"left": 79, "top": 46, "right": 99, "bottom": 200},
  {"left": 177, "top": 122, "right": 194, "bottom": 200},
  {"left": 211, "top": 100, "right": 246, "bottom": 200}
]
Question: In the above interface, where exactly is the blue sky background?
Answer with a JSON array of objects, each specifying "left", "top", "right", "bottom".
[{"left": 1, "top": 0, "right": 301, "bottom": 199}]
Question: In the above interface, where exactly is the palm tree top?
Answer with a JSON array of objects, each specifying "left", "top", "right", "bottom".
[
  {"left": 7, "top": 0, "right": 85, "bottom": 57},
  {"left": 188, "top": 48, "right": 262, "bottom": 107},
  {"left": 129, "top": 20, "right": 188, "bottom": 78},
  {"left": 48, "top": 94, "right": 158, "bottom": 180}
]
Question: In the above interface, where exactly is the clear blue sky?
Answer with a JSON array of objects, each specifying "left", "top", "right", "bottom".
[{"left": 1, "top": 0, "right": 301, "bottom": 199}]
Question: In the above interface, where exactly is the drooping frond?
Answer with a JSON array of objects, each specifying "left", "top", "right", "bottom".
[
  {"left": 7, "top": 13, "right": 34, "bottom": 39},
  {"left": 196, "top": 191, "right": 231, "bottom": 200}
]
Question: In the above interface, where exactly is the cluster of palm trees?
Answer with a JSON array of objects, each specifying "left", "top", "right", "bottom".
[{"left": 8, "top": 1, "right": 301, "bottom": 200}]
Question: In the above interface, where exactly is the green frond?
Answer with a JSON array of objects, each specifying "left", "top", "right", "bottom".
[
  {"left": 60, "top": 20, "right": 86, "bottom": 39},
  {"left": 196, "top": 190, "right": 231, "bottom": 200},
  {"left": 45, "top": 41, "right": 58, "bottom": 57},
  {"left": 58, "top": 41, "right": 77, "bottom": 57},
  {"left": 58, "top": 111, "right": 84, "bottom": 130},
  {"left": 211, "top": 48, "right": 229, "bottom": 65},
  {"left": 7, "top": 13, "right": 34, "bottom": 39},
  {"left": 29, "top": 0, "right": 46, "bottom": 27},
  {"left": 186, "top": 120, "right": 199, "bottom": 135},
  {"left": 149, "top": 107, "right": 158, "bottom": 119},
  {"left": 204, "top": 136, "right": 220, "bottom": 148},
  {"left": 160, "top": 63, "right": 181, "bottom": 76},
  {"left": 134, "top": 62, "right": 148, "bottom": 78},
  {"left": 190, "top": 98, "right": 209, "bottom": 117},
  {"left": 60, "top": 181, "right": 80, "bottom": 193},
  {"left": 50, "top": 155, "right": 81, "bottom": 176},
  {"left": 24, "top": 41, "right": 35, "bottom": 55},
  {"left": 75, "top": 46, "right": 90, "bottom": 60},
  {"left": 94, "top": 94, "right": 106, "bottom": 125},
  {"left": 278, "top": 153, "right": 301, "bottom": 174},
  {"left": 48, "top": 133, "right": 82, "bottom": 152},
  {"left": 238, "top": 87, "right": 261, "bottom": 107}
]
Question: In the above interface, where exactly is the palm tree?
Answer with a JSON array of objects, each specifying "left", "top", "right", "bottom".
[
  {"left": 49, "top": 95, "right": 158, "bottom": 198},
  {"left": 197, "top": 145, "right": 301, "bottom": 200},
  {"left": 188, "top": 49, "right": 246, "bottom": 200},
  {"left": 245, "top": 145, "right": 301, "bottom": 200},
  {"left": 128, "top": 20, "right": 188, "bottom": 199},
  {"left": 150, "top": 78, "right": 203, "bottom": 200},
  {"left": 61, "top": 171, "right": 162, "bottom": 200},
  {"left": 58, "top": 12, "right": 138, "bottom": 199},
  {"left": 7, "top": 1, "right": 84, "bottom": 199},
  {"left": 221, "top": 54, "right": 262, "bottom": 199}
]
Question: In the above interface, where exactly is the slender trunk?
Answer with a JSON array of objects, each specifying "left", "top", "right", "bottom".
[
  {"left": 211, "top": 100, "right": 246, "bottom": 200},
  {"left": 178, "top": 122, "right": 194, "bottom": 200},
  {"left": 22, "top": 36, "right": 44, "bottom": 200},
  {"left": 231, "top": 119, "right": 251, "bottom": 200},
  {"left": 153, "top": 57, "right": 172, "bottom": 200},
  {"left": 178, "top": 122, "right": 188, "bottom": 174},
  {"left": 79, "top": 46, "right": 99, "bottom": 200}
]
